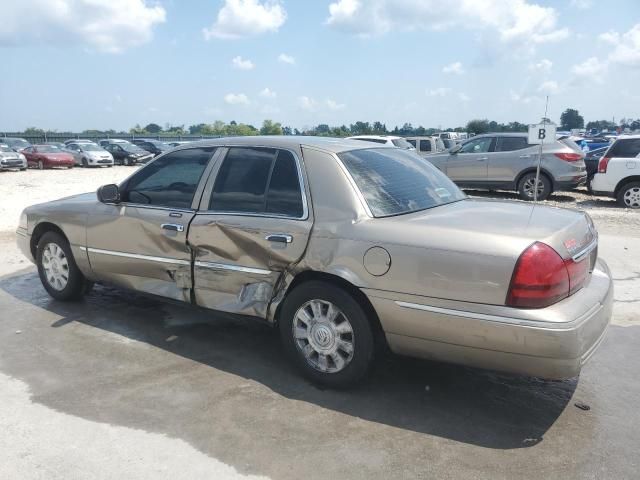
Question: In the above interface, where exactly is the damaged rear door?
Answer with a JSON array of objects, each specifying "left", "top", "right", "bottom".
[{"left": 189, "top": 146, "right": 312, "bottom": 318}]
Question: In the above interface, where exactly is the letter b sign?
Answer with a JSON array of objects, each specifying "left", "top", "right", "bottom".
[
  {"left": 528, "top": 123, "right": 556, "bottom": 145},
  {"left": 538, "top": 128, "right": 546, "bottom": 140}
]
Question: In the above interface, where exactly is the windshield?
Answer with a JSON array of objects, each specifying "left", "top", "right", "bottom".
[
  {"left": 121, "top": 144, "right": 146, "bottom": 153},
  {"left": 0, "top": 146, "right": 14, "bottom": 152},
  {"left": 5, "top": 139, "right": 30, "bottom": 148},
  {"left": 81, "top": 144, "right": 103, "bottom": 151},
  {"left": 37, "top": 146, "right": 62, "bottom": 153},
  {"left": 338, "top": 148, "right": 466, "bottom": 217},
  {"left": 391, "top": 138, "right": 415, "bottom": 150}
]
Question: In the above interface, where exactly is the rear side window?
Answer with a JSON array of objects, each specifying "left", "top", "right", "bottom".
[
  {"left": 210, "top": 147, "right": 305, "bottom": 218},
  {"left": 497, "top": 137, "right": 529, "bottom": 152},
  {"left": 419, "top": 140, "right": 432, "bottom": 152},
  {"left": 608, "top": 138, "right": 640, "bottom": 158},
  {"left": 122, "top": 147, "right": 215, "bottom": 208}
]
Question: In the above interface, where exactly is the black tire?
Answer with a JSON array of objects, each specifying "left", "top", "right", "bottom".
[
  {"left": 20, "top": 168, "right": 26, "bottom": 171},
  {"left": 82, "top": 157, "right": 88, "bottom": 167},
  {"left": 125, "top": 157, "right": 132, "bottom": 166},
  {"left": 279, "top": 281, "right": 375, "bottom": 388},
  {"left": 36, "top": 231, "right": 89, "bottom": 301},
  {"left": 38, "top": 160, "right": 44, "bottom": 170},
  {"left": 616, "top": 181, "right": 640, "bottom": 209},
  {"left": 586, "top": 177, "right": 593, "bottom": 194},
  {"left": 517, "top": 172, "right": 551, "bottom": 201}
]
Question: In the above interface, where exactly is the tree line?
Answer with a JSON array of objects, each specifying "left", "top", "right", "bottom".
[{"left": 12, "top": 108, "right": 639, "bottom": 138}]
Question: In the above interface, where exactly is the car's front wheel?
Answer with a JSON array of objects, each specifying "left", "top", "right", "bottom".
[
  {"left": 518, "top": 172, "right": 551, "bottom": 201},
  {"left": 36, "top": 231, "right": 89, "bottom": 301},
  {"left": 279, "top": 281, "right": 375, "bottom": 388},
  {"left": 37, "top": 160, "right": 44, "bottom": 170},
  {"left": 617, "top": 181, "right": 640, "bottom": 209}
]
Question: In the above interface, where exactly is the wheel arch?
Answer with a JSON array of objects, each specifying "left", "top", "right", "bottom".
[
  {"left": 30, "top": 222, "right": 68, "bottom": 260},
  {"left": 614, "top": 176, "right": 640, "bottom": 197},
  {"left": 271, "top": 270, "right": 388, "bottom": 351},
  {"left": 515, "top": 167, "right": 554, "bottom": 192}
]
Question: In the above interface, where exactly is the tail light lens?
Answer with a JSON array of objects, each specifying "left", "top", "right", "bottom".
[
  {"left": 598, "top": 156, "right": 610, "bottom": 173},
  {"left": 554, "top": 152, "right": 583, "bottom": 162},
  {"left": 507, "top": 242, "right": 569, "bottom": 308},
  {"left": 565, "top": 257, "right": 589, "bottom": 295}
]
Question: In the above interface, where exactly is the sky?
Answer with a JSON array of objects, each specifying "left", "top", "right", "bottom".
[{"left": 1, "top": 0, "right": 639, "bottom": 132}]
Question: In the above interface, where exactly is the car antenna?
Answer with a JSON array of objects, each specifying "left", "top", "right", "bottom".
[{"left": 534, "top": 95, "right": 550, "bottom": 202}]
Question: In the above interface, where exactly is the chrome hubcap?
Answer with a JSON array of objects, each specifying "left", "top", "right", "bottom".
[
  {"left": 42, "top": 243, "right": 69, "bottom": 291},
  {"left": 523, "top": 177, "right": 545, "bottom": 198},
  {"left": 623, "top": 187, "right": 640, "bottom": 208},
  {"left": 292, "top": 299, "right": 354, "bottom": 373}
]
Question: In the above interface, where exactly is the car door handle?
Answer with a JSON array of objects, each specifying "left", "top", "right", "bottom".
[
  {"left": 519, "top": 154, "right": 531, "bottom": 158},
  {"left": 477, "top": 157, "right": 488, "bottom": 161},
  {"left": 265, "top": 234, "right": 293, "bottom": 244},
  {"left": 161, "top": 223, "right": 184, "bottom": 232}
]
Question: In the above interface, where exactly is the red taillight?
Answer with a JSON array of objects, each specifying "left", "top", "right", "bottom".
[
  {"left": 507, "top": 242, "right": 569, "bottom": 308},
  {"left": 565, "top": 257, "right": 589, "bottom": 295},
  {"left": 598, "top": 156, "right": 610, "bottom": 173},
  {"left": 554, "top": 152, "right": 583, "bottom": 162}
]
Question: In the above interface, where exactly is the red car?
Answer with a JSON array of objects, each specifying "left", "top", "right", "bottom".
[{"left": 23, "top": 145, "right": 75, "bottom": 170}]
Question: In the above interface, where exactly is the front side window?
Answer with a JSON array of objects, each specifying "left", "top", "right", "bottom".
[
  {"left": 608, "top": 138, "right": 640, "bottom": 158},
  {"left": 419, "top": 140, "right": 432, "bottom": 152},
  {"left": 459, "top": 137, "right": 493, "bottom": 154},
  {"left": 497, "top": 137, "right": 529, "bottom": 152},
  {"left": 209, "top": 147, "right": 304, "bottom": 218},
  {"left": 338, "top": 148, "right": 466, "bottom": 217},
  {"left": 122, "top": 147, "right": 215, "bottom": 208}
]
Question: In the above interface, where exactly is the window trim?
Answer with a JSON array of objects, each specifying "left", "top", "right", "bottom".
[{"left": 200, "top": 146, "right": 309, "bottom": 221}]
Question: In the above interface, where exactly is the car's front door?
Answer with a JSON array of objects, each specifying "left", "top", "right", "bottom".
[
  {"left": 85, "top": 147, "right": 218, "bottom": 301},
  {"left": 188, "top": 146, "right": 313, "bottom": 319},
  {"left": 66, "top": 144, "right": 82, "bottom": 165},
  {"left": 446, "top": 137, "right": 494, "bottom": 183}
]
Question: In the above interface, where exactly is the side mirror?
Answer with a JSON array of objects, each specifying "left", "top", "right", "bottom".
[
  {"left": 97, "top": 184, "right": 120, "bottom": 203},
  {"left": 449, "top": 144, "right": 462, "bottom": 154}
]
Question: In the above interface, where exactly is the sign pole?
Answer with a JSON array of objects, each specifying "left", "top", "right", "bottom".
[{"left": 534, "top": 96, "right": 550, "bottom": 202}]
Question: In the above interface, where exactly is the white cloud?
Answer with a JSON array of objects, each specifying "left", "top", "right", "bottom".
[
  {"left": 278, "top": 53, "right": 296, "bottom": 64},
  {"left": 598, "top": 30, "right": 620, "bottom": 45},
  {"left": 325, "top": 0, "right": 568, "bottom": 45},
  {"left": 608, "top": 23, "right": 640, "bottom": 67},
  {"left": 537, "top": 80, "right": 559, "bottom": 94},
  {"left": 259, "top": 88, "right": 277, "bottom": 98},
  {"left": 571, "top": 56, "right": 608, "bottom": 78},
  {"left": 326, "top": 99, "right": 346, "bottom": 110},
  {"left": 529, "top": 58, "right": 552, "bottom": 71},
  {"left": 298, "top": 96, "right": 317, "bottom": 111},
  {"left": 203, "top": 0, "right": 286, "bottom": 40},
  {"left": 223, "top": 93, "right": 250, "bottom": 105},
  {"left": 458, "top": 92, "right": 471, "bottom": 102},
  {"left": 231, "top": 56, "right": 255, "bottom": 70},
  {"left": 442, "top": 61, "right": 465, "bottom": 74},
  {"left": 510, "top": 90, "right": 537, "bottom": 104},
  {"left": 426, "top": 87, "right": 452, "bottom": 97},
  {"left": 0, "top": 0, "right": 165, "bottom": 53}
]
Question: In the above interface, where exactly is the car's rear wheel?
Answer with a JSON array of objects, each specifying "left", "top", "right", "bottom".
[
  {"left": 36, "top": 231, "right": 89, "bottom": 301},
  {"left": 518, "top": 172, "right": 551, "bottom": 201},
  {"left": 279, "top": 281, "right": 374, "bottom": 388},
  {"left": 617, "top": 181, "right": 640, "bottom": 209},
  {"left": 37, "top": 160, "right": 44, "bottom": 170}
]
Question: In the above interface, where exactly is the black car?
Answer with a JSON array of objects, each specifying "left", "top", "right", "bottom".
[
  {"left": 103, "top": 142, "right": 153, "bottom": 166},
  {"left": 131, "top": 139, "right": 172, "bottom": 156}
]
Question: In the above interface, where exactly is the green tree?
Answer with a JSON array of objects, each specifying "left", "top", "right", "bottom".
[
  {"left": 466, "top": 119, "right": 490, "bottom": 134},
  {"left": 260, "top": 119, "right": 283, "bottom": 135},
  {"left": 144, "top": 123, "right": 163, "bottom": 134},
  {"left": 129, "top": 124, "right": 146, "bottom": 135},
  {"left": 560, "top": 109, "right": 584, "bottom": 130},
  {"left": 586, "top": 120, "right": 616, "bottom": 131}
]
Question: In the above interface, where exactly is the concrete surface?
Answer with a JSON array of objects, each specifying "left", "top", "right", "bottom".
[{"left": 0, "top": 175, "right": 638, "bottom": 479}]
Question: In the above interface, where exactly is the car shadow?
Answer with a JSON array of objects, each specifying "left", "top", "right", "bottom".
[
  {"left": 464, "top": 188, "right": 620, "bottom": 208},
  {"left": 0, "top": 269, "right": 578, "bottom": 451}
]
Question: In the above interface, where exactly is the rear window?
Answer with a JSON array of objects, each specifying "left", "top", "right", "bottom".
[
  {"left": 608, "top": 138, "right": 640, "bottom": 158},
  {"left": 419, "top": 140, "right": 431, "bottom": 152},
  {"left": 338, "top": 148, "right": 465, "bottom": 217}
]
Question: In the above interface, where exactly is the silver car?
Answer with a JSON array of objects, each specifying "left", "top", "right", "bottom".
[
  {"left": 405, "top": 136, "right": 447, "bottom": 155},
  {"left": 427, "top": 133, "right": 587, "bottom": 200},
  {"left": 17, "top": 137, "right": 612, "bottom": 387},
  {"left": 66, "top": 142, "right": 114, "bottom": 167},
  {"left": 0, "top": 144, "right": 27, "bottom": 171}
]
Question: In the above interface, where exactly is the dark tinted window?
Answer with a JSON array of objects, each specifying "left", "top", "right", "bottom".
[
  {"left": 419, "top": 140, "right": 432, "bottom": 152},
  {"left": 459, "top": 137, "right": 493, "bottom": 153},
  {"left": 497, "top": 136, "right": 529, "bottom": 152},
  {"left": 338, "top": 148, "right": 465, "bottom": 217},
  {"left": 406, "top": 139, "right": 417, "bottom": 147},
  {"left": 608, "top": 138, "right": 640, "bottom": 158},
  {"left": 122, "top": 147, "right": 214, "bottom": 208},
  {"left": 210, "top": 147, "right": 304, "bottom": 217},
  {"left": 266, "top": 150, "right": 304, "bottom": 217}
]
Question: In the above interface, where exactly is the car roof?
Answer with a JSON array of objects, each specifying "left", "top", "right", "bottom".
[
  {"left": 347, "top": 135, "right": 401, "bottom": 141},
  {"left": 175, "top": 136, "right": 395, "bottom": 154},
  {"left": 472, "top": 132, "right": 527, "bottom": 138},
  {"left": 615, "top": 134, "right": 640, "bottom": 140}
]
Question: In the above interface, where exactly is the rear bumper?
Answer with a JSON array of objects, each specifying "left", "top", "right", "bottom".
[
  {"left": 590, "top": 174, "right": 615, "bottom": 196},
  {"left": 365, "top": 259, "right": 613, "bottom": 379},
  {"left": 554, "top": 175, "right": 587, "bottom": 190}
]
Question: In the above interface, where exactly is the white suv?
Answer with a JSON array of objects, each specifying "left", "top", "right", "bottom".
[{"left": 591, "top": 135, "right": 640, "bottom": 208}]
